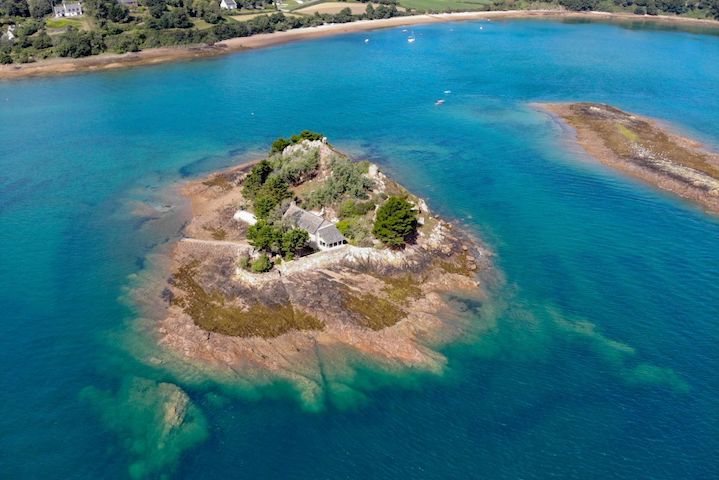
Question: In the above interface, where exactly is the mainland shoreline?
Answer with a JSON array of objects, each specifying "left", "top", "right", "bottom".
[{"left": 2, "top": 10, "right": 718, "bottom": 80}]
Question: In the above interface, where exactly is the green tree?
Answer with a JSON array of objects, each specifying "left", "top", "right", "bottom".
[
  {"left": 251, "top": 254, "right": 273, "bottom": 273},
  {"left": 94, "top": 0, "right": 130, "bottom": 21},
  {"left": 260, "top": 175, "right": 290, "bottom": 205},
  {"left": 710, "top": 0, "right": 719, "bottom": 19},
  {"left": 27, "top": 0, "right": 51, "bottom": 18},
  {"left": 4, "top": 0, "right": 30, "bottom": 17},
  {"left": 0, "top": 50, "right": 12, "bottom": 64},
  {"left": 242, "top": 160, "right": 272, "bottom": 200},
  {"left": 372, "top": 196, "right": 417, "bottom": 248},
  {"left": 143, "top": 0, "right": 167, "bottom": 18},
  {"left": 281, "top": 228, "right": 308, "bottom": 259},
  {"left": 55, "top": 28, "right": 106, "bottom": 58},
  {"left": 32, "top": 30, "right": 52, "bottom": 49},
  {"left": 558, "top": 0, "right": 599, "bottom": 10},
  {"left": 253, "top": 195, "right": 277, "bottom": 220},
  {"left": 247, "top": 220, "right": 282, "bottom": 252},
  {"left": 270, "top": 137, "right": 291, "bottom": 154}
]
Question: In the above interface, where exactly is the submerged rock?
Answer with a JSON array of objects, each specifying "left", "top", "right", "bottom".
[{"left": 81, "top": 377, "right": 208, "bottom": 479}]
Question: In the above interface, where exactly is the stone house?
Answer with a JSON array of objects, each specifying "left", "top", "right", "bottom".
[{"left": 283, "top": 204, "right": 347, "bottom": 250}]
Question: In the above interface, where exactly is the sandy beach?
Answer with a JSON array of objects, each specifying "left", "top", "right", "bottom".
[{"left": 1, "top": 10, "right": 718, "bottom": 80}]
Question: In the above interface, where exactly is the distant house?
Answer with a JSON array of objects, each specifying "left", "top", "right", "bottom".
[
  {"left": 54, "top": 2, "right": 83, "bottom": 17},
  {"left": 283, "top": 204, "right": 347, "bottom": 250},
  {"left": 117, "top": 0, "right": 138, "bottom": 6},
  {"left": 220, "top": 0, "right": 237, "bottom": 9}
]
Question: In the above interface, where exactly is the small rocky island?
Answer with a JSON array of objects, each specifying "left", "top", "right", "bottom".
[
  {"left": 156, "top": 132, "right": 491, "bottom": 402},
  {"left": 540, "top": 103, "right": 719, "bottom": 214}
]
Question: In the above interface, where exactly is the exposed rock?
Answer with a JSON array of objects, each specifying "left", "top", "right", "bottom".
[
  {"left": 539, "top": 102, "right": 719, "bottom": 215},
  {"left": 151, "top": 139, "right": 494, "bottom": 406}
]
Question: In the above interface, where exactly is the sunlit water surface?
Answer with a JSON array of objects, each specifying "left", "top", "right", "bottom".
[{"left": 1, "top": 18, "right": 718, "bottom": 479}]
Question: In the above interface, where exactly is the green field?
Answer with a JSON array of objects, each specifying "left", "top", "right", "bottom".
[
  {"left": 45, "top": 17, "right": 89, "bottom": 29},
  {"left": 397, "top": 0, "right": 492, "bottom": 11}
]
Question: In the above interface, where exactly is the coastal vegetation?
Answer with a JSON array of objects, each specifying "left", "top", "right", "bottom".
[
  {"left": 372, "top": 196, "right": 418, "bottom": 248},
  {"left": 2, "top": 0, "right": 718, "bottom": 65},
  {"left": 170, "top": 260, "right": 324, "bottom": 336},
  {"left": 163, "top": 133, "right": 483, "bottom": 342}
]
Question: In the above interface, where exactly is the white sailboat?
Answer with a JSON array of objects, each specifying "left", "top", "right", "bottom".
[{"left": 407, "top": 30, "right": 416, "bottom": 43}]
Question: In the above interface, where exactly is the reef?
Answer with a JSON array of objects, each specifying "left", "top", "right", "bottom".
[{"left": 540, "top": 102, "right": 719, "bottom": 214}]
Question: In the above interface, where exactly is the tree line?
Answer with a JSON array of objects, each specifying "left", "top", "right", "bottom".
[{"left": 0, "top": 0, "right": 404, "bottom": 64}]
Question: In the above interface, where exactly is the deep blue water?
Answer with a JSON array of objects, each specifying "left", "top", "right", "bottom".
[{"left": 1, "top": 19, "right": 718, "bottom": 479}]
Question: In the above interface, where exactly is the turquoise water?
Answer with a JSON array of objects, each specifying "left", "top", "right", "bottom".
[{"left": 1, "top": 18, "right": 719, "bottom": 479}]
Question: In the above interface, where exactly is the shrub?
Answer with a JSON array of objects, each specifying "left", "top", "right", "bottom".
[
  {"left": 237, "top": 255, "right": 251, "bottom": 270},
  {"left": 31, "top": 30, "right": 52, "bottom": 49},
  {"left": 305, "top": 157, "right": 374, "bottom": 209},
  {"left": 251, "top": 254, "right": 273, "bottom": 273},
  {"left": 271, "top": 148, "right": 319, "bottom": 185},
  {"left": 339, "top": 199, "right": 375, "bottom": 218},
  {"left": 558, "top": 0, "right": 599, "bottom": 10},
  {"left": 270, "top": 137, "right": 291, "bottom": 154},
  {"left": 290, "top": 130, "right": 323, "bottom": 143},
  {"left": 372, "top": 196, "right": 417, "bottom": 248},
  {"left": 55, "top": 28, "right": 106, "bottom": 58}
]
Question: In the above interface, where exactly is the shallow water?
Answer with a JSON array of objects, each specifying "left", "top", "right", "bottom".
[{"left": 1, "top": 18, "right": 718, "bottom": 479}]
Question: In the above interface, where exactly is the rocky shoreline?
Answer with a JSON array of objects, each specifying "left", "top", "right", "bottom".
[
  {"left": 147, "top": 137, "right": 493, "bottom": 405},
  {"left": 539, "top": 102, "right": 719, "bottom": 215}
]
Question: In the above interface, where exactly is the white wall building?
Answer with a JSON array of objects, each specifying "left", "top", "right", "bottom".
[
  {"left": 54, "top": 2, "right": 84, "bottom": 17},
  {"left": 220, "top": 0, "right": 238, "bottom": 9}
]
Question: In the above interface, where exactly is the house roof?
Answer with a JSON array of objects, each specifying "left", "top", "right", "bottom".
[
  {"left": 222, "top": 0, "right": 237, "bottom": 5},
  {"left": 284, "top": 204, "right": 327, "bottom": 234},
  {"left": 55, "top": 2, "right": 82, "bottom": 11},
  {"left": 318, "top": 224, "right": 345, "bottom": 244}
]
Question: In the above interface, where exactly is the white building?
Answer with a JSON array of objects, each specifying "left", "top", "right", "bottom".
[
  {"left": 233, "top": 209, "right": 257, "bottom": 226},
  {"left": 54, "top": 2, "right": 84, "bottom": 17},
  {"left": 283, "top": 204, "right": 347, "bottom": 250},
  {"left": 220, "top": 0, "right": 237, "bottom": 9}
]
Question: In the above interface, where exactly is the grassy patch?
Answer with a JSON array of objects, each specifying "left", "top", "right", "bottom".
[
  {"left": 45, "top": 17, "right": 88, "bottom": 29},
  {"left": 294, "top": 2, "right": 371, "bottom": 15},
  {"left": 170, "top": 261, "right": 324, "bottom": 337},
  {"left": 341, "top": 288, "right": 406, "bottom": 330},
  {"left": 398, "top": 0, "right": 491, "bottom": 11},
  {"left": 616, "top": 123, "right": 639, "bottom": 142},
  {"left": 567, "top": 104, "right": 719, "bottom": 179},
  {"left": 434, "top": 252, "right": 472, "bottom": 276},
  {"left": 381, "top": 275, "right": 422, "bottom": 303},
  {"left": 203, "top": 226, "right": 227, "bottom": 240}
]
